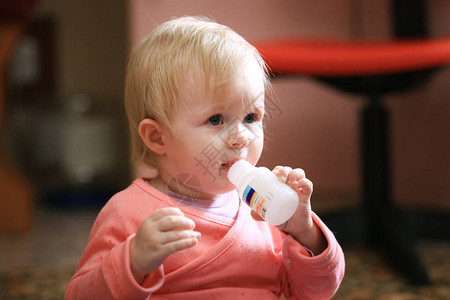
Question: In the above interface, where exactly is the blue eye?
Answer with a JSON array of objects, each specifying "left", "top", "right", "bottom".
[
  {"left": 244, "top": 113, "right": 256, "bottom": 123},
  {"left": 207, "top": 114, "right": 223, "bottom": 126}
]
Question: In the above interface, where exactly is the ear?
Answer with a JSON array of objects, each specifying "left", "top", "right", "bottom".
[{"left": 138, "top": 118, "right": 166, "bottom": 156}]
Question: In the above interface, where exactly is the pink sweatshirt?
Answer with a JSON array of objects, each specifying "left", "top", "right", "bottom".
[{"left": 65, "top": 178, "right": 345, "bottom": 299}]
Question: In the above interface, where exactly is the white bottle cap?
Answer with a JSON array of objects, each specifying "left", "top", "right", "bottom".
[{"left": 228, "top": 159, "right": 254, "bottom": 186}]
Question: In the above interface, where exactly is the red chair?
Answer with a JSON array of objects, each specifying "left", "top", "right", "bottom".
[{"left": 253, "top": 1, "right": 450, "bottom": 285}]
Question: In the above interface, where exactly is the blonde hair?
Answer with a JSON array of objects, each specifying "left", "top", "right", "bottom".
[{"left": 125, "top": 16, "right": 270, "bottom": 167}]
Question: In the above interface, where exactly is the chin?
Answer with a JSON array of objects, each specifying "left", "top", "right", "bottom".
[{"left": 203, "top": 179, "right": 236, "bottom": 196}]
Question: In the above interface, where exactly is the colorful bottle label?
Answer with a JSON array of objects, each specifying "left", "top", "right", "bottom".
[{"left": 243, "top": 185, "right": 267, "bottom": 218}]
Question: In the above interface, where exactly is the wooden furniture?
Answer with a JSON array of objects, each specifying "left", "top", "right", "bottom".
[{"left": 0, "top": 22, "right": 33, "bottom": 232}]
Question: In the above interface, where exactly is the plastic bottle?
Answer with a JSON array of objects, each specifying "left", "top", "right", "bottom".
[{"left": 228, "top": 160, "right": 299, "bottom": 226}]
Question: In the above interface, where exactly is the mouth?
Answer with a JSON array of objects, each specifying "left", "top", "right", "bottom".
[{"left": 220, "top": 158, "right": 241, "bottom": 171}]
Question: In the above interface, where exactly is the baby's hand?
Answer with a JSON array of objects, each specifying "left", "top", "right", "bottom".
[
  {"left": 130, "top": 207, "right": 201, "bottom": 283},
  {"left": 272, "top": 166, "right": 313, "bottom": 235},
  {"left": 272, "top": 166, "right": 327, "bottom": 254}
]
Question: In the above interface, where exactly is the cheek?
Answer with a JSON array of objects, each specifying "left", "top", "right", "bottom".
[
  {"left": 164, "top": 139, "right": 196, "bottom": 169},
  {"left": 172, "top": 136, "right": 217, "bottom": 167},
  {"left": 252, "top": 126, "right": 264, "bottom": 147},
  {"left": 248, "top": 132, "right": 264, "bottom": 162}
]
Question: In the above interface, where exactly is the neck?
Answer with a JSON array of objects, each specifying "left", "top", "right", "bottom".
[{"left": 149, "top": 175, "right": 229, "bottom": 201}]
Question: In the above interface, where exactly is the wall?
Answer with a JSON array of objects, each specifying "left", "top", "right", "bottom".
[{"left": 128, "top": 0, "right": 450, "bottom": 209}]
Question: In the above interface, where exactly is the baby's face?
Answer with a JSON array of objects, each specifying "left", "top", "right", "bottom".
[{"left": 158, "top": 61, "right": 265, "bottom": 199}]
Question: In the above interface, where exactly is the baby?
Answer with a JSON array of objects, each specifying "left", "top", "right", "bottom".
[{"left": 65, "top": 16, "right": 345, "bottom": 299}]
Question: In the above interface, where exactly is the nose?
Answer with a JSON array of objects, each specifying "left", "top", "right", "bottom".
[
  {"left": 226, "top": 121, "right": 250, "bottom": 151},
  {"left": 232, "top": 135, "right": 249, "bottom": 151}
]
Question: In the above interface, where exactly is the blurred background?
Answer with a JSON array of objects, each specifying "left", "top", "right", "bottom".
[{"left": 0, "top": 0, "right": 449, "bottom": 298}]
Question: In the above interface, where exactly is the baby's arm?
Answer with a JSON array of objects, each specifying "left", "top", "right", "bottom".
[
  {"left": 272, "top": 166, "right": 327, "bottom": 255},
  {"left": 130, "top": 207, "right": 201, "bottom": 284},
  {"left": 272, "top": 166, "right": 345, "bottom": 299},
  {"left": 65, "top": 204, "right": 200, "bottom": 299}
]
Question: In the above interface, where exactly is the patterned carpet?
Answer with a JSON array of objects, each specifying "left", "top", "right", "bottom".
[
  {"left": 0, "top": 242, "right": 448, "bottom": 299},
  {"left": 334, "top": 242, "right": 450, "bottom": 299}
]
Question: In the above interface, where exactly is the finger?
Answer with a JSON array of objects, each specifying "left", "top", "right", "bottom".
[
  {"left": 160, "top": 230, "right": 202, "bottom": 245},
  {"left": 163, "top": 237, "right": 200, "bottom": 254},
  {"left": 157, "top": 215, "right": 196, "bottom": 232},
  {"left": 272, "top": 166, "right": 292, "bottom": 182},
  {"left": 148, "top": 207, "right": 184, "bottom": 221},
  {"left": 286, "top": 168, "right": 306, "bottom": 185},
  {"left": 292, "top": 178, "right": 313, "bottom": 195},
  {"left": 250, "top": 209, "right": 265, "bottom": 222}
]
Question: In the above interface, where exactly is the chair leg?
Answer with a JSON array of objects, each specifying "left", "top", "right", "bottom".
[
  {"left": 362, "top": 96, "right": 429, "bottom": 284},
  {"left": 362, "top": 96, "right": 391, "bottom": 245},
  {"left": 378, "top": 209, "right": 430, "bottom": 284},
  {"left": 322, "top": 95, "right": 432, "bottom": 285}
]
